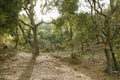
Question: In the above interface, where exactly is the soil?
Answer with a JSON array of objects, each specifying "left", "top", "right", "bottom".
[{"left": 0, "top": 50, "right": 120, "bottom": 80}]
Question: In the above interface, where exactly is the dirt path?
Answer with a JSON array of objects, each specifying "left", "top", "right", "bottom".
[
  {"left": 0, "top": 52, "right": 91, "bottom": 80},
  {"left": 54, "top": 53, "right": 120, "bottom": 80}
]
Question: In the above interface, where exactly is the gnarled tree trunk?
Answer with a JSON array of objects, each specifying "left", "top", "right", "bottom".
[
  {"left": 109, "top": 42, "right": 119, "bottom": 71},
  {"left": 104, "top": 17, "right": 112, "bottom": 74},
  {"left": 32, "top": 26, "right": 39, "bottom": 59}
]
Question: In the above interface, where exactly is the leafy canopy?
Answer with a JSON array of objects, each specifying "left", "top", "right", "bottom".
[{"left": 0, "top": 0, "right": 22, "bottom": 33}]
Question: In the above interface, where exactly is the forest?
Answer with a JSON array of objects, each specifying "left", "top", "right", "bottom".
[{"left": 0, "top": 0, "right": 120, "bottom": 80}]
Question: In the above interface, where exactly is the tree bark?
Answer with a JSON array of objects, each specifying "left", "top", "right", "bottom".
[
  {"left": 109, "top": 42, "right": 119, "bottom": 71},
  {"left": 32, "top": 27, "right": 39, "bottom": 59},
  {"left": 104, "top": 45, "right": 112, "bottom": 74},
  {"left": 104, "top": 17, "right": 112, "bottom": 74},
  {"left": 69, "top": 26, "right": 73, "bottom": 41},
  {"left": 15, "top": 27, "right": 19, "bottom": 48},
  {"left": 15, "top": 35, "right": 19, "bottom": 48},
  {"left": 81, "top": 42, "right": 84, "bottom": 53}
]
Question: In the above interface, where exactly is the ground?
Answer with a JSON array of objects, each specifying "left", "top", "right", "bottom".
[{"left": 0, "top": 49, "right": 120, "bottom": 80}]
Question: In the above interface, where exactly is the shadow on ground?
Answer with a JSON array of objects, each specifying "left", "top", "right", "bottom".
[{"left": 18, "top": 58, "right": 36, "bottom": 80}]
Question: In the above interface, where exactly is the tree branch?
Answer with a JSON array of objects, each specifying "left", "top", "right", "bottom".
[
  {"left": 110, "top": 0, "right": 118, "bottom": 16},
  {"left": 36, "top": 21, "right": 44, "bottom": 27},
  {"left": 19, "top": 24, "right": 32, "bottom": 47},
  {"left": 19, "top": 19, "right": 32, "bottom": 28},
  {"left": 87, "top": 0, "right": 107, "bottom": 17},
  {"left": 111, "top": 24, "right": 120, "bottom": 39}
]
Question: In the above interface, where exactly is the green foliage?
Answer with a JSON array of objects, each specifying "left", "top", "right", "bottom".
[
  {"left": 61, "top": 0, "right": 78, "bottom": 14},
  {"left": 0, "top": 0, "right": 22, "bottom": 33},
  {"left": 70, "top": 52, "right": 79, "bottom": 59},
  {"left": 53, "top": 17, "right": 65, "bottom": 27}
]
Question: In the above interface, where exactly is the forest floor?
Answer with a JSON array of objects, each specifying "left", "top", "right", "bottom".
[{"left": 0, "top": 49, "right": 120, "bottom": 80}]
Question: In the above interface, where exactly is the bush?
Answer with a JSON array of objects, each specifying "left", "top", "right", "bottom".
[{"left": 70, "top": 52, "right": 79, "bottom": 59}]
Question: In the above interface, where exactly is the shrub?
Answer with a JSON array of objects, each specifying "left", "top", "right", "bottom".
[{"left": 70, "top": 52, "right": 79, "bottom": 59}]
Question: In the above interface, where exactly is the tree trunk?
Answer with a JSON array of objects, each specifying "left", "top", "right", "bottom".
[
  {"left": 19, "top": 25, "right": 32, "bottom": 47},
  {"left": 15, "top": 35, "right": 19, "bottom": 48},
  {"left": 88, "top": 0, "right": 118, "bottom": 75},
  {"left": 104, "top": 45, "right": 112, "bottom": 74},
  {"left": 81, "top": 42, "right": 84, "bottom": 53},
  {"left": 77, "top": 45, "right": 80, "bottom": 53},
  {"left": 69, "top": 26, "right": 73, "bottom": 41},
  {"left": 109, "top": 42, "right": 119, "bottom": 71},
  {"left": 15, "top": 26, "right": 19, "bottom": 48},
  {"left": 32, "top": 27, "right": 39, "bottom": 59},
  {"left": 104, "top": 17, "right": 112, "bottom": 74}
]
